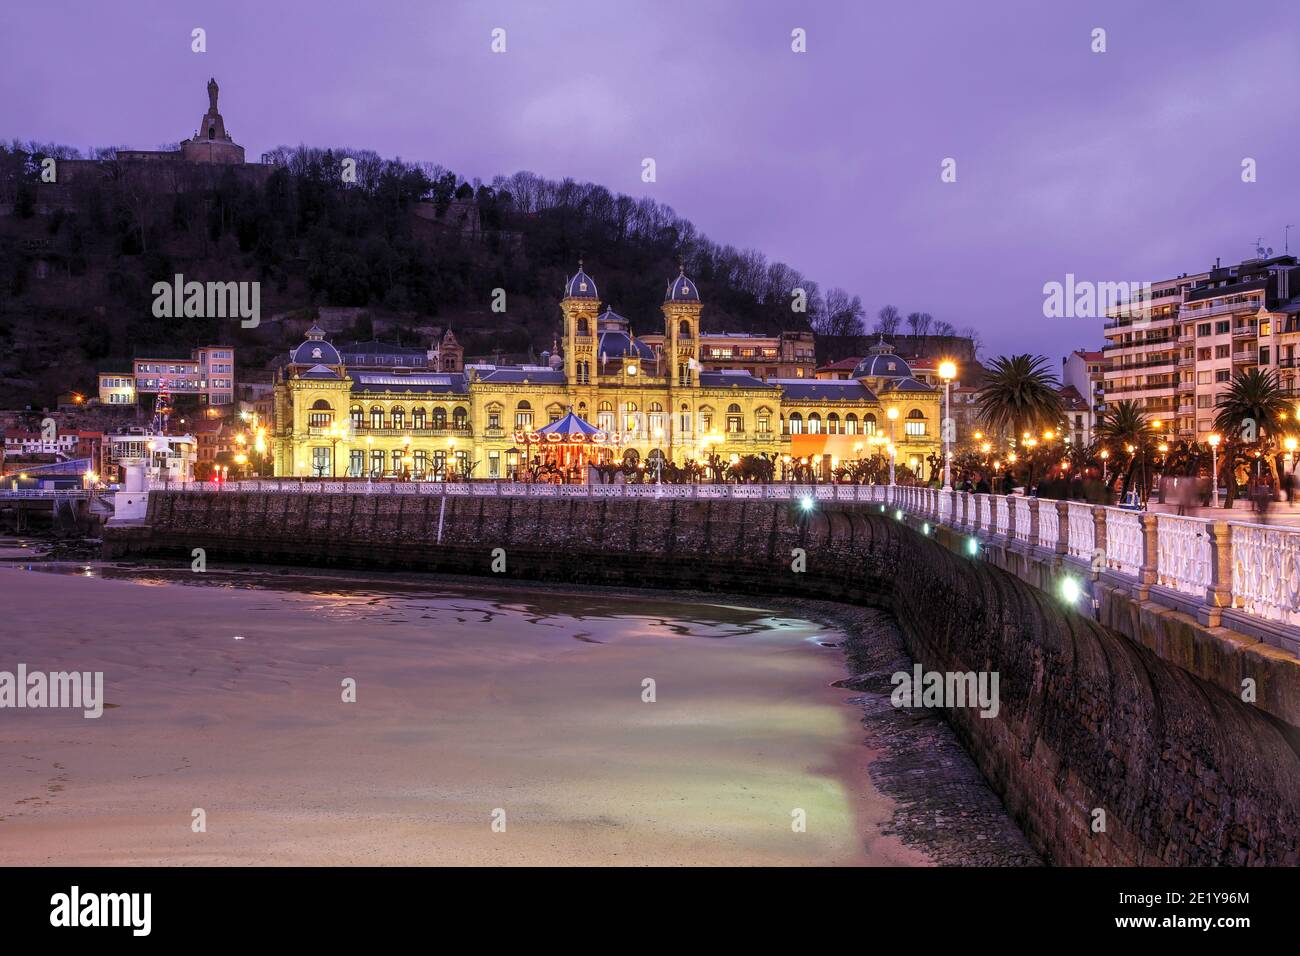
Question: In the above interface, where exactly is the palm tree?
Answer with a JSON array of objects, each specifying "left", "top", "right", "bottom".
[
  {"left": 975, "top": 354, "right": 1064, "bottom": 443},
  {"left": 1095, "top": 400, "right": 1151, "bottom": 500},
  {"left": 1213, "top": 368, "right": 1288, "bottom": 444},
  {"left": 1213, "top": 368, "right": 1292, "bottom": 497}
]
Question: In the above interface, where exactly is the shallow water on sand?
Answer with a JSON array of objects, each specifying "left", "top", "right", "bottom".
[{"left": 0, "top": 556, "right": 931, "bottom": 866}]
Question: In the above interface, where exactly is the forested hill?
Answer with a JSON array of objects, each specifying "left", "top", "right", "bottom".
[{"left": 0, "top": 143, "right": 880, "bottom": 406}]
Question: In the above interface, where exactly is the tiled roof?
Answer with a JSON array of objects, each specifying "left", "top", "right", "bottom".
[
  {"left": 352, "top": 372, "right": 467, "bottom": 393},
  {"left": 699, "top": 371, "right": 772, "bottom": 389},
  {"left": 775, "top": 380, "right": 880, "bottom": 402}
]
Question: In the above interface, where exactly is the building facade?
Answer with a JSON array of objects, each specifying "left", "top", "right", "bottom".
[
  {"left": 98, "top": 346, "right": 236, "bottom": 408},
  {"left": 272, "top": 267, "right": 941, "bottom": 482},
  {"left": 1102, "top": 255, "right": 1300, "bottom": 441}
]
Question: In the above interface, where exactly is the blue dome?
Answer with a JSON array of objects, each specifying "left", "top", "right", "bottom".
[
  {"left": 597, "top": 329, "right": 657, "bottom": 363},
  {"left": 292, "top": 338, "right": 342, "bottom": 366},
  {"left": 853, "top": 346, "right": 913, "bottom": 379},
  {"left": 565, "top": 268, "right": 598, "bottom": 299},
  {"left": 665, "top": 271, "right": 699, "bottom": 303}
]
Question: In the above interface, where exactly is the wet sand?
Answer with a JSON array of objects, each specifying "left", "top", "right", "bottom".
[{"left": 0, "top": 558, "right": 932, "bottom": 866}]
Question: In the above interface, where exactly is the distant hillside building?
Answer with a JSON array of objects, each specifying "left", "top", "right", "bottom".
[
  {"left": 98, "top": 346, "right": 236, "bottom": 407},
  {"left": 36, "top": 78, "right": 271, "bottom": 210}
]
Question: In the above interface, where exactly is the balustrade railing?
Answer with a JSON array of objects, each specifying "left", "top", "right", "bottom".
[
  {"left": 142, "top": 478, "right": 1300, "bottom": 638},
  {"left": 1154, "top": 514, "right": 1213, "bottom": 598}
]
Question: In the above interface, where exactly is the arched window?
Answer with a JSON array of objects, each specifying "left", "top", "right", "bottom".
[
  {"left": 845, "top": 413, "right": 858, "bottom": 435},
  {"left": 864, "top": 413, "right": 877, "bottom": 435},
  {"left": 649, "top": 402, "right": 663, "bottom": 412},
  {"left": 756, "top": 406, "right": 772, "bottom": 434},
  {"left": 726, "top": 404, "right": 743, "bottom": 434},
  {"left": 905, "top": 409, "right": 927, "bottom": 436},
  {"left": 577, "top": 318, "right": 589, "bottom": 336},
  {"left": 788, "top": 412, "right": 804, "bottom": 435},
  {"left": 807, "top": 412, "right": 822, "bottom": 435},
  {"left": 370, "top": 405, "right": 384, "bottom": 429},
  {"left": 679, "top": 320, "right": 691, "bottom": 337},
  {"left": 514, "top": 402, "right": 532, "bottom": 430},
  {"left": 453, "top": 407, "right": 468, "bottom": 430},
  {"left": 391, "top": 406, "right": 405, "bottom": 429},
  {"left": 432, "top": 406, "right": 447, "bottom": 430},
  {"left": 350, "top": 405, "right": 363, "bottom": 430},
  {"left": 308, "top": 399, "right": 333, "bottom": 428},
  {"left": 517, "top": 400, "right": 532, "bottom": 410},
  {"left": 412, "top": 406, "right": 426, "bottom": 429},
  {"left": 827, "top": 412, "right": 840, "bottom": 435}
]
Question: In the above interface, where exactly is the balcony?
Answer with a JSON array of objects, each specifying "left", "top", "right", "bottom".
[
  {"left": 1177, "top": 380, "right": 1195, "bottom": 393},
  {"left": 1181, "top": 297, "right": 1264, "bottom": 321},
  {"left": 1231, "top": 324, "right": 1259, "bottom": 339},
  {"left": 1232, "top": 350, "right": 1258, "bottom": 365},
  {"left": 351, "top": 426, "right": 472, "bottom": 438},
  {"left": 1177, "top": 355, "right": 1194, "bottom": 367}
]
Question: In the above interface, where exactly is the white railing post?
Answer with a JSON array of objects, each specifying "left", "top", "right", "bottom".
[
  {"left": 1137, "top": 512, "right": 1159, "bottom": 600},
  {"left": 1198, "top": 521, "right": 1233, "bottom": 627},
  {"left": 1007, "top": 494, "right": 1017, "bottom": 542},
  {"left": 1092, "top": 506, "right": 1107, "bottom": 579},
  {"left": 1055, "top": 499, "right": 1069, "bottom": 556}
]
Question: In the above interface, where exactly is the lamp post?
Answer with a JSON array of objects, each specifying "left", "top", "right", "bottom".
[
  {"left": 938, "top": 360, "right": 956, "bottom": 490},
  {"left": 886, "top": 407, "right": 899, "bottom": 485},
  {"left": 1208, "top": 433, "right": 1221, "bottom": 508}
]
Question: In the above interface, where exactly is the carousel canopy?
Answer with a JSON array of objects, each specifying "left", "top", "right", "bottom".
[{"left": 534, "top": 410, "right": 603, "bottom": 442}]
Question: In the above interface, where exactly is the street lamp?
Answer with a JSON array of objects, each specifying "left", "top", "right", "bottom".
[
  {"left": 938, "top": 360, "right": 957, "bottom": 490},
  {"left": 1100, "top": 448, "right": 1110, "bottom": 485},
  {"left": 1208, "top": 433, "right": 1221, "bottom": 508},
  {"left": 886, "top": 407, "right": 899, "bottom": 485}
]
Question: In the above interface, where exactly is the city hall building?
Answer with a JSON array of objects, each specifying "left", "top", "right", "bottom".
[{"left": 272, "top": 266, "right": 941, "bottom": 481}]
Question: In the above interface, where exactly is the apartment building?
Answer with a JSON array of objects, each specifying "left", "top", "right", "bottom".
[
  {"left": 1061, "top": 349, "right": 1108, "bottom": 444},
  {"left": 1177, "top": 255, "right": 1299, "bottom": 439},
  {"left": 1102, "top": 272, "right": 1206, "bottom": 433},
  {"left": 1103, "top": 255, "right": 1300, "bottom": 441},
  {"left": 98, "top": 346, "right": 236, "bottom": 407}
]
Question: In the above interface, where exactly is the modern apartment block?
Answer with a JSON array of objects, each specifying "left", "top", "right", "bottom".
[
  {"left": 1102, "top": 271, "right": 1206, "bottom": 431},
  {"left": 1103, "top": 255, "right": 1300, "bottom": 441},
  {"left": 98, "top": 346, "right": 236, "bottom": 407}
]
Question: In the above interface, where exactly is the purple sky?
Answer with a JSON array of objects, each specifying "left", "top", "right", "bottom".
[{"left": 4, "top": 0, "right": 1299, "bottom": 362}]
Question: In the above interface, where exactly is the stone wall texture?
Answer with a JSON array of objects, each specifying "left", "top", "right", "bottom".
[{"left": 109, "top": 491, "right": 1300, "bottom": 866}]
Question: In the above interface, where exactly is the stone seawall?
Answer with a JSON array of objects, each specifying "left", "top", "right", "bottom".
[{"left": 107, "top": 491, "right": 1300, "bottom": 866}]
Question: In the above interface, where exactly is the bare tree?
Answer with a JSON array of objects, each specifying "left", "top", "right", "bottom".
[
  {"left": 875, "top": 304, "right": 902, "bottom": 336},
  {"left": 814, "top": 287, "right": 865, "bottom": 337},
  {"left": 905, "top": 311, "right": 933, "bottom": 337}
]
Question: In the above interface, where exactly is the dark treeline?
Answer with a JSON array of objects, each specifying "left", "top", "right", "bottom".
[{"left": 0, "top": 140, "right": 964, "bottom": 404}]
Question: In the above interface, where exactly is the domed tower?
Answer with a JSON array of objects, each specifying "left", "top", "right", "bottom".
[
  {"left": 662, "top": 265, "right": 701, "bottom": 387},
  {"left": 561, "top": 261, "right": 600, "bottom": 384}
]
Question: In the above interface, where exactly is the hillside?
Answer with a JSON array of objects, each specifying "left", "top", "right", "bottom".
[{"left": 0, "top": 144, "right": 865, "bottom": 407}]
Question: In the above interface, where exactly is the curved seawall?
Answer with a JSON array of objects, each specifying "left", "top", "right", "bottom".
[{"left": 108, "top": 490, "right": 1300, "bottom": 866}]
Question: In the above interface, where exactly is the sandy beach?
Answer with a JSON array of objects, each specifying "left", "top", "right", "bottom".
[{"left": 0, "top": 558, "right": 932, "bottom": 866}]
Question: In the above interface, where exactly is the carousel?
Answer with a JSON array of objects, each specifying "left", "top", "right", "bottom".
[{"left": 514, "top": 409, "right": 624, "bottom": 484}]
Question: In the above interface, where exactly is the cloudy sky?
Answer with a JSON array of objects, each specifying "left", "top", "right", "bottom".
[{"left": 4, "top": 0, "right": 1299, "bottom": 360}]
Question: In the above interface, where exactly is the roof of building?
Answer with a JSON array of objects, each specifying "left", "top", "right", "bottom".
[
  {"left": 699, "top": 370, "right": 771, "bottom": 389},
  {"left": 878, "top": 378, "right": 934, "bottom": 393},
  {"left": 534, "top": 410, "right": 602, "bottom": 439},
  {"left": 815, "top": 357, "right": 863, "bottom": 373},
  {"left": 292, "top": 339, "right": 343, "bottom": 366},
  {"left": 564, "top": 267, "right": 598, "bottom": 300},
  {"left": 299, "top": 364, "right": 343, "bottom": 380},
  {"left": 665, "top": 270, "right": 700, "bottom": 303},
  {"left": 350, "top": 372, "right": 466, "bottom": 393},
  {"left": 773, "top": 380, "right": 880, "bottom": 402},
  {"left": 1057, "top": 384, "right": 1089, "bottom": 411},
  {"left": 474, "top": 368, "right": 566, "bottom": 386},
  {"left": 597, "top": 329, "right": 657, "bottom": 363},
  {"left": 339, "top": 340, "right": 427, "bottom": 357},
  {"left": 853, "top": 348, "right": 914, "bottom": 379}
]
